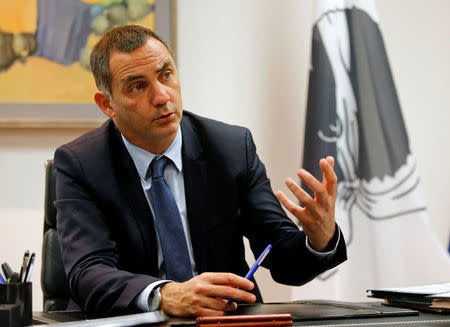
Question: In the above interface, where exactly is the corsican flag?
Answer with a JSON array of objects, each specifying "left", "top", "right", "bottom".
[{"left": 295, "top": 0, "right": 450, "bottom": 301}]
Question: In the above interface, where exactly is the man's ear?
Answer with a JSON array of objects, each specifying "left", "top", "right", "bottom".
[{"left": 94, "top": 91, "right": 116, "bottom": 118}]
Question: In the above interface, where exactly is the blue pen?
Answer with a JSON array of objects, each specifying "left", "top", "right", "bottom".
[{"left": 227, "top": 244, "right": 272, "bottom": 305}]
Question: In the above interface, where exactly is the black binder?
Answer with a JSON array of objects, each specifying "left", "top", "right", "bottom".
[{"left": 233, "top": 300, "right": 418, "bottom": 321}]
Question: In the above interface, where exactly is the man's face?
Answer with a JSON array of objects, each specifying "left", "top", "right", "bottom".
[{"left": 105, "top": 37, "right": 182, "bottom": 153}]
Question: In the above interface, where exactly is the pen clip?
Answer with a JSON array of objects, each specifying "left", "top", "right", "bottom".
[{"left": 255, "top": 244, "right": 272, "bottom": 266}]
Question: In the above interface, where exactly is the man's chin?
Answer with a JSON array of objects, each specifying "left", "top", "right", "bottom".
[{"left": 152, "top": 122, "right": 179, "bottom": 139}]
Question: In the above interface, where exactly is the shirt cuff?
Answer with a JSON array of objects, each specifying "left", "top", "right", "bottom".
[
  {"left": 135, "top": 280, "right": 171, "bottom": 312},
  {"left": 305, "top": 223, "right": 341, "bottom": 259}
]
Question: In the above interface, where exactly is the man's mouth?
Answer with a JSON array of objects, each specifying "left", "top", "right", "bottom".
[{"left": 156, "top": 112, "right": 174, "bottom": 121}]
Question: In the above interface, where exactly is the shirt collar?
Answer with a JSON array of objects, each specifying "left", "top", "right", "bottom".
[{"left": 121, "top": 128, "right": 183, "bottom": 181}]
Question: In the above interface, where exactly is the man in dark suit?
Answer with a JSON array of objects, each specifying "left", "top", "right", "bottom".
[{"left": 55, "top": 25, "right": 346, "bottom": 317}]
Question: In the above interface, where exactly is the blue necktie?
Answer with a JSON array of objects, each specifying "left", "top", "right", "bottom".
[{"left": 149, "top": 156, "right": 193, "bottom": 282}]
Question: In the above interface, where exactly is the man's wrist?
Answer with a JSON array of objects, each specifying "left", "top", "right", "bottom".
[
  {"left": 305, "top": 222, "right": 341, "bottom": 258},
  {"left": 135, "top": 280, "right": 170, "bottom": 312},
  {"left": 322, "top": 222, "right": 340, "bottom": 252}
]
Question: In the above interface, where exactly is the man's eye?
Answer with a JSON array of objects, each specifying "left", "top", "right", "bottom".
[
  {"left": 133, "top": 84, "right": 143, "bottom": 91},
  {"left": 163, "top": 71, "right": 172, "bottom": 79}
]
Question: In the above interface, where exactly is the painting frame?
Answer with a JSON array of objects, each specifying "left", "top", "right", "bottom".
[{"left": 0, "top": 0, "right": 177, "bottom": 129}]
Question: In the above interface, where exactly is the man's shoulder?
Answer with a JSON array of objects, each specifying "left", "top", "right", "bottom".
[
  {"left": 181, "top": 111, "right": 253, "bottom": 162},
  {"left": 55, "top": 119, "right": 117, "bottom": 165},
  {"left": 182, "top": 110, "right": 249, "bottom": 139},
  {"left": 58, "top": 119, "right": 114, "bottom": 152}
]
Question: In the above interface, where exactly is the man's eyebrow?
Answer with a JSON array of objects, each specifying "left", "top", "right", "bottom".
[
  {"left": 121, "top": 75, "right": 145, "bottom": 85},
  {"left": 156, "top": 61, "right": 173, "bottom": 73},
  {"left": 120, "top": 61, "right": 173, "bottom": 85}
]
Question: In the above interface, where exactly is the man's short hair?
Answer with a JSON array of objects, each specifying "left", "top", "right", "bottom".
[{"left": 90, "top": 25, "right": 171, "bottom": 97}]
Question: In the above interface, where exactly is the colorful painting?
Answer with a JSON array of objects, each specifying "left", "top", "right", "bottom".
[{"left": 0, "top": 0, "right": 156, "bottom": 104}]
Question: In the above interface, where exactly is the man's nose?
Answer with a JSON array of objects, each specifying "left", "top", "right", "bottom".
[{"left": 151, "top": 82, "right": 170, "bottom": 107}]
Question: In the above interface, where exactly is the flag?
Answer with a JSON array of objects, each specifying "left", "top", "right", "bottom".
[{"left": 295, "top": 0, "right": 450, "bottom": 302}]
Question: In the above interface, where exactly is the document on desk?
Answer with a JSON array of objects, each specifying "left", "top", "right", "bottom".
[
  {"left": 35, "top": 311, "right": 169, "bottom": 327},
  {"left": 367, "top": 282, "right": 450, "bottom": 313},
  {"left": 368, "top": 282, "right": 450, "bottom": 295}
]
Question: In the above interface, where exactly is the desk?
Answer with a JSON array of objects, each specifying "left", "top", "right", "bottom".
[
  {"left": 290, "top": 312, "right": 450, "bottom": 326},
  {"left": 171, "top": 315, "right": 450, "bottom": 326},
  {"left": 32, "top": 302, "right": 450, "bottom": 327}
]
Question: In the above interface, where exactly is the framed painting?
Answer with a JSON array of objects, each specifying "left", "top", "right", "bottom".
[{"left": 0, "top": 0, "right": 177, "bottom": 128}]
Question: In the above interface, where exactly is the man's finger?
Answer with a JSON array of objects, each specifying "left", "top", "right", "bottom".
[
  {"left": 320, "top": 158, "right": 338, "bottom": 194},
  {"left": 199, "top": 284, "right": 256, "bottom": 304},
  {"left": 200, "top": 273, "right": 254, "bottom": 290},
  {"left": 285, "top": 178, "right": 319, "bottom": 215},
  {"left": 275, "top": 190, "right": 309, "bottom": 224},
  {"left": 196, "top": 296, "right": 237, "bottom": 313},
  {"left": 326, "top": 156, "right": 335, "bottom": 168},
  {"left": 298, "top": 169, "right": 328, "bottom": 206},
  {"left": 321, "top": 157, "right": 334, "bottom": 182}
]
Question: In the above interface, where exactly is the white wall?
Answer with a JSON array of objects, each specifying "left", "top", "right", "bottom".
[{"left": 0, "top": 0, "right": 448, "bottom": 310}]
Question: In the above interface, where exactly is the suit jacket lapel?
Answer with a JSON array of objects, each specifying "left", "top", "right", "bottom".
[
  {"left": 181, "top": 117, "right": 210, "bottom": 274},
  {"left": 109, "top": 122, "right": 158, "bottom": 272}
]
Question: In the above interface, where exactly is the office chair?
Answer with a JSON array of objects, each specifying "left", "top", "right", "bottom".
[{"left": 41, "top": 159, "right": 70, "bottom": 311}]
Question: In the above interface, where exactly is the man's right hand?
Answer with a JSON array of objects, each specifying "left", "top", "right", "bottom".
[{"left": 159, "top": 272, "right": 257, "bottom": 317}]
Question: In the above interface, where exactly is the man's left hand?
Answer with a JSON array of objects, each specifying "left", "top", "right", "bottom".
[{"left": 275, "top": 156, "right": 337, "bottom": 252}]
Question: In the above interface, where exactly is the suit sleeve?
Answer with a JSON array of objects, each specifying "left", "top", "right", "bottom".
[
  {"left": 54, "top": 146, "right": 157, "bottom": 314},
  {"left": 241, "top": 129, "right": 347, "bottom": 285}
]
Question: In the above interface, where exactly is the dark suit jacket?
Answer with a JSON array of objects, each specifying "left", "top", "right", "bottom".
[{"left": 54, "top": 111, "right": 346, "bottom": 314}]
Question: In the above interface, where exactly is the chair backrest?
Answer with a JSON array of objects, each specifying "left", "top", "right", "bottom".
[{"left": 41, "top": 159, "right": 70, "bottom": 311}]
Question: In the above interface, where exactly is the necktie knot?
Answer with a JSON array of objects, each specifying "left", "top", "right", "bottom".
[{"left": 151, "top": 156, "right": 168, "bottom": 179}]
